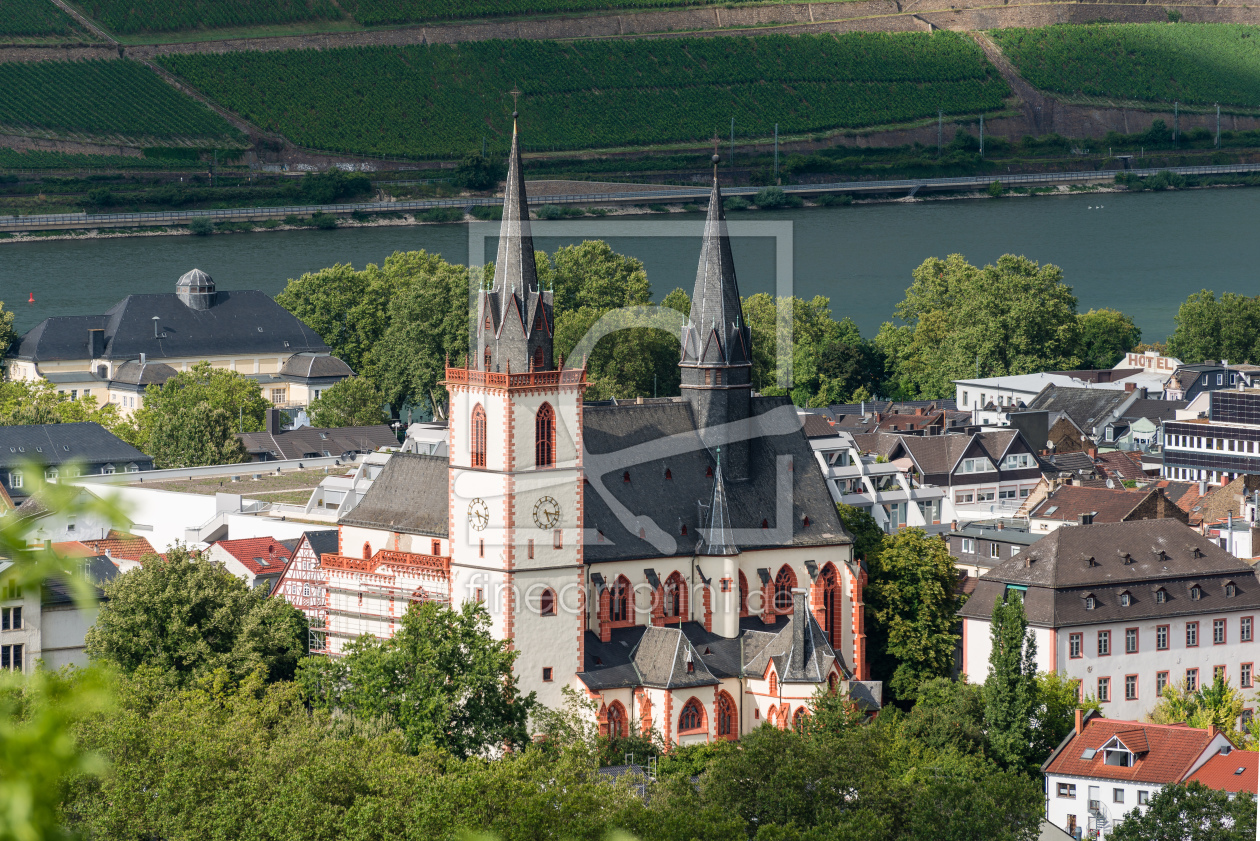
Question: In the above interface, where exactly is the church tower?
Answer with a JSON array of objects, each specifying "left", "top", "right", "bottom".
[
  {"left": 445, "top": 111, "right": 585, "bottom": 711},
  {"left": 680, "top": 156, "right": 753, "bottom": 481}
]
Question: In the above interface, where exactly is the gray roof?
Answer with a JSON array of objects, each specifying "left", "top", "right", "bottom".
[
  {"left": 957, "top": 519, "right": 1260, "bottom": 626},
  {"left": 0, "top": 423, "right": 152, "bottom": 470},
  {"left": 11, "top": 289, "right": 328, "bottom": 363},
  {"left": 237, "top": 424, "right": 396, "bottom": 461},
  {"left": 680, "top": 179, "right": 751, "bottom": 367},
  {"left": 338, "top": 452, "right": 449, "bottom": 537},
  {"left": 280, "top": 354, "right": 355, "bottom": 379},
  {"left": 1026, "top": 386, "right": 1132, "bottom": 434},
  {"left": 581, "top": 396, "right": 850, "bottom": 562}
]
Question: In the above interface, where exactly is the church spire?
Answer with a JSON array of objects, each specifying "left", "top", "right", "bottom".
[{"left": 702, "top": 448, "right": 739, "bottom": 556}]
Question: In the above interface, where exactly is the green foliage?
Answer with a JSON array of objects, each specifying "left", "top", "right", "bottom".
[
  {"left": 0, "top": 60, "right": 241, "bottom": 142},
  {"left": 994, "top": 23, "right": 1260, "bottom": 109},
  {"left": 307, "top": 376, "right": 389, "bottom": 428},
  {"left": 1108, "top": 782, "right": 1255, "bottom": 841},
  {"left": 876, "top": 253, "right": 1083, "bottom": 398},
  {"left": 454, "top": 152, "right": 506, "bottom": 191},
  {"left": 865, "top": 529, "right": 963, "bottom": 702},
  {"left": 1166, "top": 288, "right": 1260, "bottom": 364},
  {"left": 125, "top": 361, "right": 267, "bottom": 464},
  {"left": 298, "top": 600, "right": 534, "bottom": 759},
  {"left": 79, "top": 0, "right": 343, "bottom": 35},
  {"left": 0, "top": 0, "right": 78, "bottom": 36},
  {"left": 0, "top": 379, "right": 124, "bottom": 432},
  {"left": 85, "top": 544, "right": 308, "bottom": 688},
  {"left": 1148, "top": 674, "right": 1248, "bottom": 743},
  {"left": 157, "top": 33, "right": 1008, "bottom": 158},
  {"left": 1077, "top": 307, "right": 1142, "bottom": 368},
  {"left": 983, "top": 592, "right": 1039, "bottom": 773}
]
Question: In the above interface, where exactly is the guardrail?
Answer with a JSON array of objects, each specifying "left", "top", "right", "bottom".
[{"left": 6, "top": 162, "right": 1260, "bottom": 232}]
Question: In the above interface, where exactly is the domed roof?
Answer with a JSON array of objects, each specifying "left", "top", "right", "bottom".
[{"left": 177, "top": 268, "right": 214, "bottom": 291}]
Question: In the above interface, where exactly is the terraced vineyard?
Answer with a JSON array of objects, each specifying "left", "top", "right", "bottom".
[
  {"left": 0, "top": 60, "right": 244, "bottom": 143},
  {"left": 993, "top": 23, "right": 1260, "bottom": 108},
  {"left": 343, "top": 0, "right": 727, "bottom": 26},
  {"left": 159, "top": 32, "right": 1009, "bottom": 158},
  {"left": 77, "top": 0, "right": 344, "bottom": 35},
  {"left": 0, "top": 0, "right": 80, "bottom": 37}
]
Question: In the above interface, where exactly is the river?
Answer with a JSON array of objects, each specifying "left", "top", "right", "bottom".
[{"left": 4, "top": 187, "right": 1259, "bottom": 342}]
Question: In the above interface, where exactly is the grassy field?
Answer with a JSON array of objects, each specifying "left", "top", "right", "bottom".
[
  {"left": 76, "top": 0, "right": 344, "bottom": 36},
  {"left": 0, "top": 0, "right": 83, "bottom": 38},
  {"left": 158, "top": 32, "right": 1009, "bottom": 158},
  {"left": 0, "top": 60, "right": 244, "bottom": 144},
  {"left": 993, "top": 23, "right": 1260, "bottom": 109}
]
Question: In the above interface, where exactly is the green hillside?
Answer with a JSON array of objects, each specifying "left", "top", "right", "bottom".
[
  {"left": 1, "top": 0, "right": 81, "bottom": 37},
  {"left": 0, "top": 60, "right": 244, "bottom": 144},
  {"left": 993, "top": 23, "right": 1260, "bottom": 108},
  {"left": 77, "top": 0, "right": 343, "bottom": 36},
  {"left": 158, "top": 32, "right": 1009, "bottom": 158}
]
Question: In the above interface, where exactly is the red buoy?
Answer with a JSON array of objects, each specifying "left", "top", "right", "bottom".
[{"left": 27, "top": 292, "right": 34, "bottom": 303}]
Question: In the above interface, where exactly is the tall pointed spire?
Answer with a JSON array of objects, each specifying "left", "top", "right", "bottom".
[
  {"left": 702, "top": 448, "right": 739, "bottom": 556},
  {"left": 477, "top": 102, "right": 553, "bottom": 374}
]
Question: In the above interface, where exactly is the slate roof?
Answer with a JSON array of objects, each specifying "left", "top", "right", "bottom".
[
  {"left": 237, "top": 424, "right": 397, "bottom": 461},
  {"left": 10, "top": 289, "right": 328, "bottom": 363},
  {"left": 339, "top": 452, "right": 449, "bottom": 537},
  {"left": 1029, "top": 485, "right": 1152, "bottom": 523},
  {"left": 581, "top": 397, "right": 850, "bottom": 562},
  {"left": 1026, "top": 385, "right": 1133, "bottom": 433},
  {"left": 1188, "top": 750, "right": 1258, "bottom": 794},
  {"left": 214, "top": 537, "right": 292, "bottom": 576},
  {"left": 0, "top": 423, "right": 152, "bottom": 470},
  {"left": 957, "top": 519, "right": 1260, "bottom": 627},
  {"left": 1043, "top": 715, "right": 1220, "bottom": 785},
  {"left": 280, "top": 354, "right": 355, "bottom": 379}
]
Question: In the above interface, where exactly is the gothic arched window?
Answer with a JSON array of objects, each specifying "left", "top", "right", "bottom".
[
  {"left": 611, "top": 575, "right": 631, "bottom": 622},
  {"left": 535, "top": 403, "right": 555, "bottom": 468},
  {"left": 774, "top": 565, "right": 797, "bottom": 613},
  {"left": 470, "top": 404, "right": 487, "bottom": 468}
]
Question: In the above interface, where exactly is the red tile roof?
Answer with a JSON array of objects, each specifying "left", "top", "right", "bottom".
[
  {"left": 1188, "top": 750, "right": 1258, "bottom": 794},
  {"left": 79, "top": 530, "right": 157, "bottom": 563},
  {"left": 214, "top": 537, "right": 292, "bottom": 575},
  {"left": 1044, "top": 717, "right": 1218, "bottom": 785}
]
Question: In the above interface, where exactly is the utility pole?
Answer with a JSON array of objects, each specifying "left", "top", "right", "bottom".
[
  {"left": 766, "top": 122, "right": 776, "bottom": 185},
  {"left": 937, "top": 110, "right": 943, "bottom": 157},
  {"left": 979, "top": 114, "right": 984, "bottom": 159}
]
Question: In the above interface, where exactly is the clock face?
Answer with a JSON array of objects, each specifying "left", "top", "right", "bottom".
[
  {"left": 467, "top": 498, "right": 490, "bottom": 531},
  {"left": 533, "top": 496, "right": 561, "bottom": 530}
]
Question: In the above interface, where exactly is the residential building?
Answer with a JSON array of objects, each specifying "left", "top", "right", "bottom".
[
  {"left": 958, "top": 519, "right": 1260, "bottom": 722},
  {"left": 1026, "top": 485, "right": 1187, "bottom": 534},
  {"left": 0, "top": 423, "right": 152, "bottom": 501},
  {"left": 4, "top": 269, "right": 351, "bottom": 413},
  {"left": 806, "top": 425, "right": 944, "bottom": 533},
  {"left": 303, "top": 126, "right": 880, "bottom": 742},
  {"left": 881, "top": 429, "right": 1044, "bottom": 522},
  {"left": 1042, "top": 709, "right": 1240, "bottom": 839},
  {"left": 236, "top": 408, "right": 399, "bottom": 462},
  {"left": 0, "top": 550, "right": 118, "bottom": 671},
  {"left": 205, "top": 536, "right": 293, "bottom": 590},
  {"left": 1164, "top": 391, "right": 1260, "bottom": 486}
]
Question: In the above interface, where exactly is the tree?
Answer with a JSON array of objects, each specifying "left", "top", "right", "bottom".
[
  {"left": 453, "top": 152, "right": 505, "bottom": 191},
  {"left": 145, "top": 402, "right": 248, "bottom": 468},
  {"left": 876, "top": 254, "right": 1086, "bottom": 398},
  {"left": 1077, "top": 308, "right": 1142, "bottom": 368},
  {"left": 1108, "top": 782, "right": 1255, "bottom": 841},
  {"left": 307, "top": 376, "right": 389, "bottom": 428},
  {"left": 84, "top": 545, "right": 308, "bottom": 688},
  {"left": 126, "top": 361, "right": 269, "bottom": 457},
  {"left": 297, "top": 600, "right": 534, "bottom": 759},
  {"left": 983, "top": 591, "right": 1039, "bottom": 773},
  {"left": 362, "top": 252, "right": 471, "bottom": 412},
  {"left": 864, "top": 528, "right": 963, "bottom": 702}
]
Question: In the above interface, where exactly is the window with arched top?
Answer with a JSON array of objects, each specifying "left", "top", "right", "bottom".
[
  {"left": 536, "top": 403, "right": 555, "bottom": 468},
  {"left": 679, "top": 698, "right": 705, "bottom": 733},
  {"left": 611, "top": 575, "right": 631, "bottom": 622},
  {"left": 664, "top": 571, "right": 685, "bottom": 619},
  {"left": 774, "top": 565, "right": 796, "bottom": 612},
  {"left": 471, "top": 404, "right": 487, "bottom": 468},
  {"left": 362, "top": 542, "right": 371, "bottom": 560},
  {"left": 607, "top": 701, "right": 627, "bottom": 739},
  {"left": 532, "top": 346, "right": 544, "bottom": 371},
  {"left": 716, "top": 691, "right": 737, "bottom": 738},
  {"left": 539, "top": 588, "right": 556, "bottom": 617}
]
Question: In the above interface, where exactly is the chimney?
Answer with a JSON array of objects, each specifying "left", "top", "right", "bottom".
[
  {"left": 88, "top": 328, "right": 104, "bottom": 359},
  {"left": 266, "top": 407, "right": 283, "bottom": 435},
  {"left": 1074, "top": 707, "right": 1083, "bottom": 735}
]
